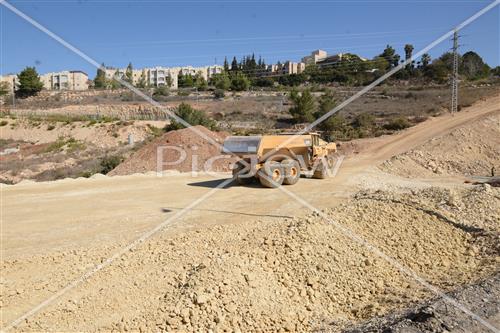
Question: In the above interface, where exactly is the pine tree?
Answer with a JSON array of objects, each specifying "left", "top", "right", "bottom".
[
  {"left": 110, "top": 69, "right": 122, "bottom": 89},
  {"left": 231, "top": 56, "right": 239, "bottom": 72},
  {"left": 125, "top": 62, "right": 133, "bottom": 84},
  {"left": 137, "top": 69, "right": 148, "bottom": 88},
  {"left": 223, "top": 57, "right": 229, "bottom": 72},
  {"left": 379, "top": 45, "right": 400, "bottom": 69},
  {"left": 249, "top": 53, "right": 257, "bottom": 70},
  {"left": 421, "top": 53, "right": 431, "bottom": 68},
  {"left": 16, "top": 67, "right": 44, "bottom": 98}
]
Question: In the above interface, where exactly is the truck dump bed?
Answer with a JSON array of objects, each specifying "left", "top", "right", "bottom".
[{"left": 223, "top": 135, "right": 313, "bottom": 157}]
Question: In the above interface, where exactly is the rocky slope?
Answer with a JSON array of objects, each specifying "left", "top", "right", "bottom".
[{"left": 380, "top": 113, "right": 500, "bottom": 178}]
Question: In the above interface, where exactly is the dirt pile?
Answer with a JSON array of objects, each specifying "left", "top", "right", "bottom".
[
  {"left": 380, "top": 113, "right": 500, "bottom": 178},
  {"left": 109, "top": 125, "right": 235, "bottom": 176},
  {"left": 12, "top": 185, "right": 498, "bottom": 331}
]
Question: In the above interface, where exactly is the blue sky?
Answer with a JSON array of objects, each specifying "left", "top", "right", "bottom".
[{"left": 1, "top": 0, "right": 499, "bottom": 78}]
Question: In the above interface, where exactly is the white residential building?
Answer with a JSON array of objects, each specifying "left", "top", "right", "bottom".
[
  {"left": 40, "top": 71, "right": 89, "bottom": 90},
  {"left": 0, "top": 74, "right": 18, "bottom": 93},
  {"left": 301, "top": 49, "right": 328, "bottom": 65}
]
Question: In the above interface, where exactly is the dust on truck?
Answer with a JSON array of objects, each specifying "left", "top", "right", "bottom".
[{"left": 222, "top": 133, "right": 337, "bottom": 188}]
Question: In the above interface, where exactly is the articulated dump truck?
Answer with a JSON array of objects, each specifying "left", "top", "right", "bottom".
[{"left": 222, "top": 133, "right": 337, "bottom": 188}]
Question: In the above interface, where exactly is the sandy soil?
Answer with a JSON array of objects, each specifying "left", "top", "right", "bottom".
[
  {"left": 0, "top": 119, "right": 167, "bottom": 148},
  {"left": 1, "top": 95, "right": 499, "bottom": 331}
]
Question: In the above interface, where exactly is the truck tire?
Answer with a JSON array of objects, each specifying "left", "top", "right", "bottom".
[
  {"left": 232, "top": 161, "right": 254, "bottom": 185},
  {"left": 258, "top": 162, "right": 284, "bottom": 188},
  {"left": 282, "top": 159, "right": 300, "bottom": 185}
]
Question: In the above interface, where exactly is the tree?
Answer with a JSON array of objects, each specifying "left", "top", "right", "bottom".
[
  {"left": 136, "top": 69, "right": 148, "bottom": 88},
  {"left": 379, "top": 45, "right": 400, "bottom": 69},
  {"left": 223, "top": 57, "right": 229, "bottom": 72},
  {"left": 230, "top": 72, "right": 250, "bottom": 91},
  {"left": 178, "top": 74, "right": 194, "bottom": 88},
  {"left": 288, "top": 89, "right": 316, "bottom": 123},
  {"left": 420, "top": 53, "right": 431, "bottom": 68},
  {"left": 460, "top": 51, "right": 490, "bottom": 80},
  {"left": 212, "top": 72, "right": 231, "bottom": 90},
  {"left": 371, "top": 57, "right": 389, "bottom": 72},
  {"left": 110, "top": 70, "right": 122, "bottom": 89},
  {"left": 231, "top": 57, "right": 239, "bottom": 72},
  {"left": 125, "top": 62, "right": 133, "bottom": 84},
  {"left": 194, "top": 73, "right": 208, "bottom": 91},
  {"left": 491, "top": 66, "right": 500, "bottom": 77},
  {"left": 94, "top": 63, "right": 108, "bottom": 89},
  {"left": 317, "top": 90, "right": 336, "bottom": 115},
  {"left": 315, "top": 91, "right": 341, "bottom": 133},
  {"left": 404, "top": 44, "right": 414, "bottom": 69},
  {"left": 16, "top": 67, "right": 43, "bottom": 98},
  {"left": 404, "top": 44, "right": 414, "bottom": 62},
  {"left": 353, "top": 113, "right": 375, "bottom": 129},
  {"left": 425, "top": 52, "right": 456, "bottom": 83},
  {"left": 165, "top": 103, "right": 216, "bottom": 131}
]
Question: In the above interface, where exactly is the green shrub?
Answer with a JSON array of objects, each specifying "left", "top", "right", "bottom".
[
  {"left": 47, "top": 124, "right": 56, "bottom": 131},
  {"left": 353, "top": 113, "right": 375, "bottom": 129},
  {"left": 230, "top": 72, "right": 250, "bottom": 91},
  {"left": 99, "top": 155, "right": 123, "bottom": 174},
  {"left": 214, "top": 89, "right": 225, "bottom": 99},
  {"left": 153, "top": 85, "right": 170, "bottom": 97},
  {"left": 66, "top": 138, "right": 86, "bottom": 153},
  {"left": 165, "top": 103, "right": 216, "bottom": 131},
  {"left": 0, "top": 120, "right": 8, "bottom": 126},
  {"left": 147, "top": 124, "right": 164, "bottom": 137},
  {"left": 44, "top": 137, "right": 67, "bottom": 153},
  {"left": 384, "top": 117, "right": 411, "bottom": 130},
  {"left": 288, "top": 89, "right": 316, "bottom": 123}
]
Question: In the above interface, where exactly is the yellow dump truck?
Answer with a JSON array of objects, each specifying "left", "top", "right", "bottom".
[{"left": 222, "top": 133, "right": 337, "bottom": 188}]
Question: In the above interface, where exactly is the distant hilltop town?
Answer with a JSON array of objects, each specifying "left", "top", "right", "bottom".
[{"left": 0, "top": 50, "right": 364, "bottom": 92}]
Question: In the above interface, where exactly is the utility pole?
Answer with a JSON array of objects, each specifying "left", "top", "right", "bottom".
[
  {"left": 12, "top": 77, "right": 16, "bottom": 108},
  {"left": 451, "top": 29, "right": 459, "bottom": 114}
]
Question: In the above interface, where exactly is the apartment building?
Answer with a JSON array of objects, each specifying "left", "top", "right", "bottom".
[
  {"left": 316, "top": 53, "right": 368, "bottom": 69},
  {"left": 301, "top": 49, "right": 328, "bottom": 65},
  {"left": 0, "top": 74, "right": 18, "bottom": 93},
  {"left": 40, "top": 71, "right": 89, "bottom": 90},
  {"left": 283, "top": 61, "right": 305, "bottom": 74},
  {"left": 147, "top": 67, "right": 179, "bottom": 89},
  {"left": 177, "top": 65, "right": 223, "bottom": 81},
  {"left": 267, "top": 61, "right": 305, "bottom": 75}
]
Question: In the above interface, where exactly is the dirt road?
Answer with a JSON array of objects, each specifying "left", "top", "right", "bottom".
[
  {"left": 3, "top": 95, "right": 499, "bottom": 258},
  {"left": 1, "top": 95, "right": 499, "bottom": 330}
]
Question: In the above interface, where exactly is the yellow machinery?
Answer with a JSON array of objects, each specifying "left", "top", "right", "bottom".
[{"left": 222, "top": 133, "right": 337, "bottom": 188}]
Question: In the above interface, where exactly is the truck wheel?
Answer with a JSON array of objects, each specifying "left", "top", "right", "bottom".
[
  {"left": 282, "top": 159, "right": 300, "bottom": 185},
  {"left": 232, "top": 161, "right": 254, "bottom": 185},
  {"left": 313, "top": 161, "right": 328, "bottom": 179},
  {"left": 258, "top": 162, "right": 284, "bottom": 188}
]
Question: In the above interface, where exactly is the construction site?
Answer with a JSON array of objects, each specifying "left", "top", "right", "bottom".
[{"left": 1, "top": 1, "right": 500, "bottom": 332}]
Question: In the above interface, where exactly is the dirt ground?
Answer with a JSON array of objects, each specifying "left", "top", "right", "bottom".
[
  {"left": 1, "top": 95, "right": 499, "bottom": 331},
  {"left": 0, "top": 119, "right": 168, "bottom": 184}
]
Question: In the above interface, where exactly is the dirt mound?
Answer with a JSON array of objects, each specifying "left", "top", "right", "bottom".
[
  {"left": 109, "top": 126, "right": 235, "bottom": 176},
  {"left": 344, "top": 273, "right": 500, "bottom": 333},
  {"left": 380, "top": 113, "right": 500, "bottom": 178},
  {"left": 12, "top": 185, "right": 498, "bottom": 331}
]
